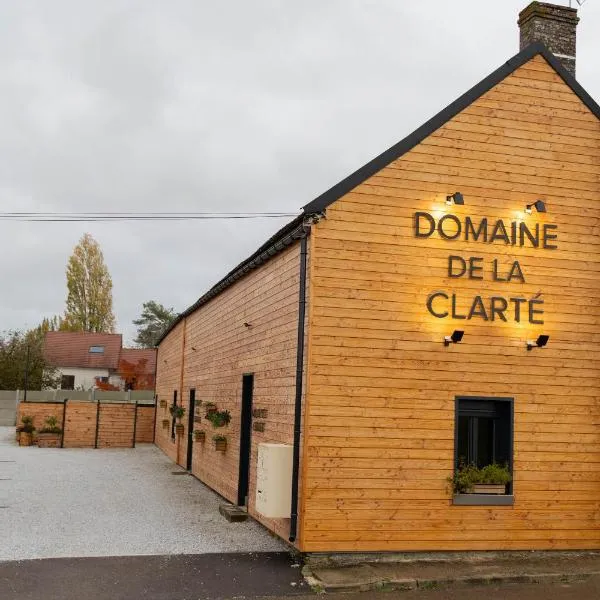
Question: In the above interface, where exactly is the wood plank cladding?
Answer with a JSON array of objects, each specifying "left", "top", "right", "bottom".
[
  {"left": 154, "top": 242, "right": 307, "bottom": 543},
  {"left": 300, "top": 54, "right": 600, "bottom": 552},
  {"left": 155, "top": 320, "right": 184, "bottom": 465}
]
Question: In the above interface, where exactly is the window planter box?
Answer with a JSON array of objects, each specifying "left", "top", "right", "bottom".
[
  {"left": 472, "top": 483, "right": 506, "bottom": 495},
  {"left": 453, "top": 494, "right": 514, "bottom": 506},
  {"left": 161, "top": 419, "right": 170, "bottom": 430}
]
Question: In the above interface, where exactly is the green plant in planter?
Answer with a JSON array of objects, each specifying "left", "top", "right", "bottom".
[
  {"left": 204, "top": 402, "right": 217, "bottom": 416},
  {"left": 20, "top": 415, "right": 35, "bottom": 434},
  {"left": 206, "top": 409, "right": 231, "bottom": 428},
  {"left": 18, "top": 415, "right": 35, "bottom": 446},
  {"left": 169, "top": 405, "right": 186, "bottom": 421},
  {"left": 448, "top": 462, "right": 512, "bottom": 494},
  {"left": 39, "top": 415, "right": 62, "bottom": 434}
]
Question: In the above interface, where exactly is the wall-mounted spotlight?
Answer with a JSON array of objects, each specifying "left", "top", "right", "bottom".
[
  {"left": 446, "top": 192, "right": 464, "bottom": 206},
  {"left": 444, "top": 330, "right": 464, "bottom": 347},
  {"left": 526, "top": 334, "right": 549, "bottom": 351},
  {"left": 525, "top": 200, "right": 546, "bottom": 214}
]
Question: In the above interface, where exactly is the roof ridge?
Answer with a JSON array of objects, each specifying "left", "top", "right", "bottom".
[
  {"left": 302, "top": 42, "right": 600, "bottom": 215},
  {"left": 156, "top": 41, "right": 600, "bottom": 347}
]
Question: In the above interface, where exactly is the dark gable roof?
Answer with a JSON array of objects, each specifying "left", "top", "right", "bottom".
[
  {"left": 303, "top": 42, "right": 600, "bottom": 214},
  {"left": 158, "top": 42, "right": 600, "bottom": 347}
]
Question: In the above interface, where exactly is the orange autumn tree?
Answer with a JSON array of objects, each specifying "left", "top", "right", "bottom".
[{"left": 94, "top": 358, "right": 154, "bottom": 391}]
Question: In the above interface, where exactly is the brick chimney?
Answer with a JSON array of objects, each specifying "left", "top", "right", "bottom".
[{"left": 518, "top": 2, "right": 579, "bottom": 77}]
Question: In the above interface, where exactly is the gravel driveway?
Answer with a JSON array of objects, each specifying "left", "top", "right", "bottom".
[{"left": 0, "top": 427, "right": 286, "bottom": 560}]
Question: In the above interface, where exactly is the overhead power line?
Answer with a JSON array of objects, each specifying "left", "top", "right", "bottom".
[{"left": 0, "top": 211, "right": 299, "bottom": 222}]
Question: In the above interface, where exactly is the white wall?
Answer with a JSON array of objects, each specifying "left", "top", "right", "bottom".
[{"left": 57, "top": 367, "right": 111, "bottom": 390}]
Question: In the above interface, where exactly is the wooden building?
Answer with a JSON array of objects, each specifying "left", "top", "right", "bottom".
[{"left": 155, "top": 2, "right": 600, "bottom": 553}]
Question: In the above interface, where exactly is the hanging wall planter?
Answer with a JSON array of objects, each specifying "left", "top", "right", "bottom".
[
  {"left": 193, "top": 430, "right": 206, "bottom": 443},
  {"left": 213, "top": 435, "right": 227, "bottom": 452},
  {"left": 161, "top": 419, "right": 170, "bottom": 430},
  {"left": 175, "top": 423, "right": 185, "bottom": 436},
  {"left": 159, "top": 399, "right": 167, "bottom": 409},
  {"left": 204, "top": 403, "right": 218, "bottom": 417},
  {"left": 206, "top": 409, "right": 231, "bottom": 428}
]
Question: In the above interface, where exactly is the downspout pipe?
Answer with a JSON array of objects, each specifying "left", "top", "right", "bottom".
[{"left": 289, "top": 230, "right": 308, "bottom": 543}]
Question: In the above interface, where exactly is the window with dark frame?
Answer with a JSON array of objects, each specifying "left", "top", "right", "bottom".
[
  {"left": 60, "top": 375, "right": 75, "bottom": 390},
  {"left": 455, "top": 397, "right": 513, "bottom": 493}
]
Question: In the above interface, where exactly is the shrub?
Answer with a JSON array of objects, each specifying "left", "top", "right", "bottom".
[
  {"left": 39, "top": 415, "right": 62, "bottom": 434},
  {"left": 206, "top": 409, "right": 231, "bottom": 428},
  {"left": 20, "top": 415, "right": 35, "bottom": 434},
  {"left": 449, "top": 463, "right": 512, "bottom": 494}
]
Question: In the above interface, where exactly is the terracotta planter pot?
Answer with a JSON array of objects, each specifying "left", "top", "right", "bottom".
[
  {"left": 37, "top": 432, "right": 62, "bottom": 448},
  {"left": 15, "top": 429, "right": 22, "bottom": 442},
  {"left": 472, "top": 483, "right": 506, "bottom": 495},
  {"left": 19, "top": 432, "right": 33, "bottom": 447},
  {"left": 161, "top": 419, "right": 170, "bottom": 430},
  {"left": 193, "top": 431, "right": 206, "bottom": 443},
  {"left": 175, "top": 423, "right": 185, "bottom": 436},
  {"left": 214, "top": 439, "right": 227, "bottom": 453}
]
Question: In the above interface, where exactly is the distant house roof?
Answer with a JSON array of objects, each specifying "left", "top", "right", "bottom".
[
  {"left": 120, "top": 348, "right": 157, "bottom": 376},
  {"left": 44, "top": 332, "right": 123, "bottom": 370}
]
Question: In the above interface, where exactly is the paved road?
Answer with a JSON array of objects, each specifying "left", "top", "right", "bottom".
[
  {"left": 0, "top": 552, "right": 308, "bottom": 600},
  {"left": 0, "top": 426, "right": 285, "bottom": 560},
  {"left": 1, "top": 557, "right": 598, "bottom": 600}
]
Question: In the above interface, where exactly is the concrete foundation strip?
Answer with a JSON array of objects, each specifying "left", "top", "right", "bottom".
[{"left": 302, "top": 566, "right": 600, "bottom": 593}]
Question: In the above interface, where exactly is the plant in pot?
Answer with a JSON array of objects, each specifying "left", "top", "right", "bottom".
[
  {"left": 18, "top": 416, "right": 35, "bottom": 447},
  {"left": 159, "top": 398, "right": 167, "bottom": 409},
  {"left": 206, "top": 409, "right": 231, "bottom": 428},
  {"left": 172, "top": 406, "right": 186, "bottom": 435},
  {"left": 37, "top": 415, "right": 62, "bottom": 448},
  {"left": 161, "top": 418, "right": 170, "bottom": 430},
  {"left": 449, "top": 462, "right": 512, "bottom": 495},
  {"left": 193, "top": 430, "right": 206, "bottom": 443},
  {"left": 213, "top": 435, "right": 227, "bottom": 452}
]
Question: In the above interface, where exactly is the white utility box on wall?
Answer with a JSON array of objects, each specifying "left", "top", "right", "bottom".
[{"left": 255, "top": 443, "right": 293, "bottom": 518}]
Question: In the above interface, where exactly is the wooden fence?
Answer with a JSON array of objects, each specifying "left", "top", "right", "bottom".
[{"left": 17, "top": 399, "right": 156, "bottom": 448}]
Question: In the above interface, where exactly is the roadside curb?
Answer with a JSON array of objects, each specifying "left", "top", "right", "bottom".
[{"left": 302, "top": 566, "right": 600, "bottom": 594}]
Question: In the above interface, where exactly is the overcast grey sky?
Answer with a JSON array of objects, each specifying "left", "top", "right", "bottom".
[{"left": 0, "top": 0, "right": 598, "bottom": 344}]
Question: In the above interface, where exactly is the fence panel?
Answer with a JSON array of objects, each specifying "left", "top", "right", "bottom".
[
  {"left": 97, "top": 403, "right": 136, "bottom": 447},
  {"left": 63, "top": 401, "right": 97, "bottom": 448},
  {"left": 16, "top": 398, "right": 156, "bottom": 448}
]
